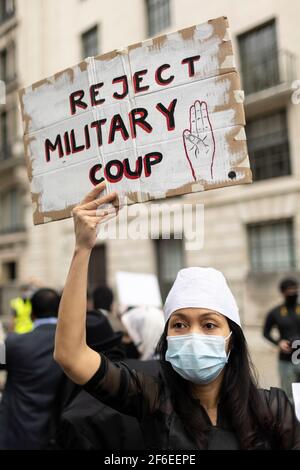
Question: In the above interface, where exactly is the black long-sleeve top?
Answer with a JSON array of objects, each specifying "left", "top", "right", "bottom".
[
  {"left": 83, "top": 353, "right": 300, "bottom": 450},
  {"left": 263, "top": 304, "right": 300, "bottom": 361}
]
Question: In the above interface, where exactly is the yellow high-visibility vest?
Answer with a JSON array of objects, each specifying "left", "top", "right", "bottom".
[{"left": 10, "top": 297, "right": 33, "bottom": 334}]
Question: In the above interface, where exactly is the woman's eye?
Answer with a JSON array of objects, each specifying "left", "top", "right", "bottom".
[
  {"left": 205, "top": 322, "right": 216, "bottom": 330},
  {"left": 173, "top": 322, "right": 186, "bottom": 329}
]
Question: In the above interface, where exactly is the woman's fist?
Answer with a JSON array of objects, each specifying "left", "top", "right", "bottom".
[{"left": 72, "top": 182, "right": 118, "bottom": 251}]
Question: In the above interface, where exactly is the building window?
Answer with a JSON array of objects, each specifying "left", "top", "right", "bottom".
[
  {"left": 0, "top": 49, "right": 7, "bottom": 81},
  {"left": 0, "top": 0, "right": 15, "bottom": 24},
  {"left": 3, "top": 261, "right": 17, "bottom": 281},
  {"left": 246, "top": 110, "right": 290, "bottom": 181},
  {"left": 0, "top": 189, "right": 24, "bottom": 234},
  {"left": 88, "top": 244, "right": 106, "bottom": 292},
  {"left": 0, "top": 43, "right": 16, "bottom": 83},
  {"left": 238, "top": 20, "right": 279, "bottom": 94},
  {"left": 155, "top": 237, "right": 184, "bottom": 301},
  {"left": 81, "top": 25, "right": 99, "bottom": 59},
  {"left": 0, "top": 107, "right": 15, "bottom": 160},
  {"left": 146, "top": 0, "right": 171, "bottom": 37},
  {"left": 0, "top": 110, "right": 9, "bottom": 160},
  {"left": 248, "top": 220, "right": 295, "bottom": 273}
]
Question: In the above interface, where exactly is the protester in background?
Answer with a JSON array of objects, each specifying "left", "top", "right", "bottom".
[
  {"left": 57, "top": 310, "right": 159, "bottom": 450},
  {"left": 119, "top": 306, "right": 142, "bottom": 359},
  {"left": 93, "top": 285, "right": 124, "bottom": 334},
  {"left": 93, "top": 286, "right": 113, "bottom": 317},
  {"left": 9, "top": 278, "right": 42, "bottom": 334},
  {"left": 9, "top": 283, "right": 34, "bottom": 334},
  {"left": 263, "top": 278, "right": 300, "bottom": 402},
  {"left": 54, "top": 183, "right": 300, "bottom": 450},
  {"left": 0, "top": 288, "right": 64, "bottom": 450},
  {"left": 121, "top": 305, "right": 165, "bottom": 360}
]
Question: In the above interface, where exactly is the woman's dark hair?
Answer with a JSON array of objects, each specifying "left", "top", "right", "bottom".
[{"left": 156, "top": 319, "right": 283, "bottom": 450}]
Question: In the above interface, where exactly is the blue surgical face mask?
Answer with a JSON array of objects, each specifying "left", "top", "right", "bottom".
[{"left": 165, "top": 332, "right": 232, "bottom": 385}]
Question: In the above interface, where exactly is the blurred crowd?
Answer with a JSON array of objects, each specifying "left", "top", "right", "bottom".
[
  {"left": 0, "top": 274, "right": 299, "bottom": 450},
  {"left": 0, "top": 279, "right": 165, "bottom": 449}
]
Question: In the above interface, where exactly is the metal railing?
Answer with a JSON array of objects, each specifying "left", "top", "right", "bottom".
[{"left": 241, "top": 49, "right": 296, "bottom": 95}]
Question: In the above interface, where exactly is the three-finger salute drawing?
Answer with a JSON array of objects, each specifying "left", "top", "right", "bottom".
[{"left": 183, "top": 100, "right": 216, "bottom": 181}]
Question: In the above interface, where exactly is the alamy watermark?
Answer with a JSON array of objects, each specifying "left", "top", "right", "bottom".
[
  {"left": 291, "top": 80, "right": 300, "bottom": 105},
  {"left": 97, "top": 202, "right": 205, "bottom": 251},
  {"left": 292, "top": 340, "right": 300, "bottom": 365}
]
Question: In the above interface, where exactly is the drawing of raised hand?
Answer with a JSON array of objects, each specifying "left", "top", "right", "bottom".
[{"left": 183, "top": 100, "right": 216, "bottom": 181}]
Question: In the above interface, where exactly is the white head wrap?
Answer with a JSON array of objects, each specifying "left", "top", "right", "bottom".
[{"left": 163, "top": 267, "right": 241, "bottom": 326}]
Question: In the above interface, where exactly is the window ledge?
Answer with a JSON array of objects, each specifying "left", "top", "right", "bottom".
[
  {"left": 185, "top": 176, "right": 300, "bottom": 208},
  {"left": 247, "top": 269, "right": 299, "bottom": 278},
  {"left": 0, "top": 155, "right": 23, "bottom": 171},
  {"left": 244, "top": 83, "right": 292, "bottom": 119},
  {"left": 0, "top": 229, "right": 27, "bottom": 245}
]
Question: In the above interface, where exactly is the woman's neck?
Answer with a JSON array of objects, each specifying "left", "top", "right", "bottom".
[{"left": 189, "top": 371, "right": 224, "bottom": 412}]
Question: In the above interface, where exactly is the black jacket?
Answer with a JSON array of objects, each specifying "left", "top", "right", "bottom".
[
  {"left": 263, "top": 304, "right": 300, "bottom": 361},
  {"left": 83, "top": 353, "right": 300, "bottom": 450},
  {"left": 58, "top": 390, "right": 145, "bottom": 449},
  {"left": 0, "top": 323, "right": 64, "bottom": 450},
  {"left": 57, "top": 359, "right": 160, "bottom": 450}
]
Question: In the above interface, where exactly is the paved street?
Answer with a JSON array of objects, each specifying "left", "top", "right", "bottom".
[{"left": 245, "top": 327, "right": 280, "bottom": 389}]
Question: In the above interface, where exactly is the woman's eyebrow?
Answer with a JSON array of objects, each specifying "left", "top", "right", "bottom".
[
  {"left": 171, "top": 313, "right": 188, "bottom": 320},
  {"left": 171, "top": 311, "right": 222, "bottom": 321},
  {"left": 200, "top": 312, "right": 222, "bottom": 320}
]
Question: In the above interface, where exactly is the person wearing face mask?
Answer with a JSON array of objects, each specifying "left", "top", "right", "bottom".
[
  {"left": 263, "top": 278, "right": 300, "bottom": 402},
  {"left": 54, "top": 183, "right": 300, "bottom": 450}
]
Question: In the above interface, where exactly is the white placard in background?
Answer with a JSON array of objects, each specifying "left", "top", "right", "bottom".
[
  {"left": 292, "top": 383, "right": 300, "bottom": 421},
  {"left": 116, "top": 271, "right": 162, "bottom": 308}
]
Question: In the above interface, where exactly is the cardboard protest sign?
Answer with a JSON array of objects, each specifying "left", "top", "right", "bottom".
[
  {"left": 19, "top": 16, "right": 251, "bottom": 225},
  {"left": 116, "top": 271, "right": 162, "bottom": 308}
]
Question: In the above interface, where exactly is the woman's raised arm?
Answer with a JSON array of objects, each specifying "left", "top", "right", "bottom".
[{"left": 54, "top": 182, "right": 118, "bottom": 385}]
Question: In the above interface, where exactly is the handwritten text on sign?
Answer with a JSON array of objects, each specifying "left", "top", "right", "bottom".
[{"left": 46, "top": 57, "right": 199, "bottom": 182}]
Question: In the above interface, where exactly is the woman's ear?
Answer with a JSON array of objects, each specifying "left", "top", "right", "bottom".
[{"left": 228, "top": 334, "right": 233, "bottom": 352}]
